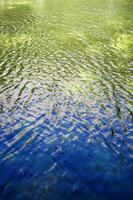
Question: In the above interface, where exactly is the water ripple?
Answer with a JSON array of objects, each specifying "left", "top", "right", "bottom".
[{"left": 0, "top": 0, "right": 133, "bottom": 199}]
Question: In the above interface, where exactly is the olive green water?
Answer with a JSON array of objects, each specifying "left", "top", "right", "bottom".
[
  {"left": 0, "top": 0, "right": 133, "bottom": 199},
  {"left": 0, "top": 0, "right": 132, "bottom": 108}
]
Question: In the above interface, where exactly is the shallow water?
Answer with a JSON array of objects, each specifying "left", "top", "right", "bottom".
[{"left": 0, "top": 0, "right": 133, "bottom": 199}]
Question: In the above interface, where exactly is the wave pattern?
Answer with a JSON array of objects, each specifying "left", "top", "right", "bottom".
[{"left": 0, "top": 0, "right": 133, "bottom": 200}]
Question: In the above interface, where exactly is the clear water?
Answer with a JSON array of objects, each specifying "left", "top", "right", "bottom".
[{"left": 0, "top": 0, "right": 133, "bottom": 199}]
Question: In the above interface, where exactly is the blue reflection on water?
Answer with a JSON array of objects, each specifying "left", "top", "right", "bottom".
[{"left": 0, "top": 102, "right": 133, "bottom": 200}]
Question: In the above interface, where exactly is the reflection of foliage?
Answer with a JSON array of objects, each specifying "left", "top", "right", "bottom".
[
  {"left": 115, "top": 34, "right": 133, "bottom": 56},
  {"left": 0, "top": 3, "right": 33, "bottom": 37},
  {"left": 0, "top": 0, "right": 132, "bottom": 104}
]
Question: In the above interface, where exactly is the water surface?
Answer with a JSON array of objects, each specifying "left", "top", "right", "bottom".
[{"left": 0, "top": 0, "right": 133, "bottom": 200}]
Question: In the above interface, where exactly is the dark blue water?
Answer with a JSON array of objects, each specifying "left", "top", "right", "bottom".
[
  {"left": 0, "top": 101, "right": 133, "bottom": 200},
  {"left": 0, "top": 0, "right": 133, "bottom": 200}
]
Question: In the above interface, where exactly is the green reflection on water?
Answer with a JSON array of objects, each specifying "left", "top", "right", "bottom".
[{"left": 0, "top": 0, "right": 132, "bottom": 109}]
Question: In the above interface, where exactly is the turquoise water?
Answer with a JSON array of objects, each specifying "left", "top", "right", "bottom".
[{"left": 0, "top": 0, "right": 133, "bottom": 199}]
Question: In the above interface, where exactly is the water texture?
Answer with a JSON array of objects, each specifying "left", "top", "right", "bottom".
[{"left": 0, "top": 0, "right": 133, "bottom": 199}]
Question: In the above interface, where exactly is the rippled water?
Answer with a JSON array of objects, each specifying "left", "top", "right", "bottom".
[{"left": 0, "top": 0, "right": 133, "bottom": 199}]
